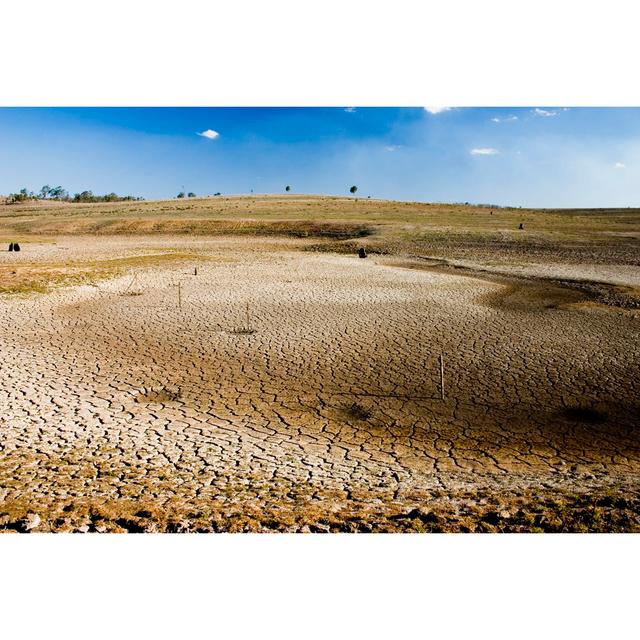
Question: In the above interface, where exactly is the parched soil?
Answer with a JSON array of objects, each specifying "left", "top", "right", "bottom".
[{"left": 1, "top": 235, "right": 639, "bottom": 532}]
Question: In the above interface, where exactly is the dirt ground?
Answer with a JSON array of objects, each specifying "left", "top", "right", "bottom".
[{"left": 1, "top": 201, "right": 639, "bottom": 532}]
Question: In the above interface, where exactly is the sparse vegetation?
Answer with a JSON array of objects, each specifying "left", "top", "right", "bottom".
[
  {"left": 135, "top": 386, "right": 181, "bottom": 404},
  {"left": 0, "top": 252, "right": 215, "bottom": 295},
  {"left": 229, "top": 302, "right": 256, "bottom": 335},
  {"left": 347, "top": 402, "right": 372, "bottom": 420},
  {"left": 1, "top": 485, "right": 637, "bottom": 532}
]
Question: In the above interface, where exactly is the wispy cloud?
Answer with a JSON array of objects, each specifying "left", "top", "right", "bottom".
[
  {"left": 197, "top": 129, "right": 220, "bottom": 139},
  {"left": 532, "top": 108, "right": 557, "bottom": 117},
  {"left": 614, "top": 162, "right": 626, "bottom": 169},
  {"left": 384, "top": 145, "right": 403, "bottom": 152},
  {"left": 344, "top": 107, "right": 356, "bottom": 113},
  {"left": 424, "top": 107, "right": 452, "bottom": 114},
  {"left": 491, "top": 115, "right": 518, "bottom": 123},
  {"left": 470, "top": 147, "right": 499, "bottom": 155}
]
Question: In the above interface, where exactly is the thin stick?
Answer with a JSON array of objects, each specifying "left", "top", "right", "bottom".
[
  {"left": 440, "top": 354, "right": 445, "bottom": 401},
  {"left": 123, "top": 270, "right": 137, "bottom": 294},
  {"left": 178, "top": 281, "right": 182, "bottom": 309},
  {"left": 194, "top": 266, "right": 198, "bottom": 276}
]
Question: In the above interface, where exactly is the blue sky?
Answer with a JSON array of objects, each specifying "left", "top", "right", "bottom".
[{"left": 1, "top": 107, "right": 639, "bottom": 207}]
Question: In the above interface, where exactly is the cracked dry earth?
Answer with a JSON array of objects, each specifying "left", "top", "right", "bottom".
[{"left": 1, "top": 238, "right": 640, "bottom": 532}]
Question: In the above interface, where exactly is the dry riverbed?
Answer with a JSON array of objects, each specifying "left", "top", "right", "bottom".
[{"left": 1, "top": 236, "right": 639, "bottom": 532}]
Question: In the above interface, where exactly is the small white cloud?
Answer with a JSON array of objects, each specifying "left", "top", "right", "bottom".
[
  {"left": 614, "top": 162, "right": 626, "bottom": 169},
  {"left": 424, "top": 107, "right": 452, "bottom": 114},
  {"left": 197, "top": 129, "right": 220, "bottom": 139},
  {"left": 384, "top": 145, "right": 403, "bottom": 152},
  {"left": 491, "top": 115, "right": 518, "bottom": 123},
  {"left": 470, "top": 147, "right": 499, "bottom": 155},
  {"left": 532, "top": 108, "right": 557, "bottom": 117},
  {"left": 344, "top": 107, "right": 356, "bottom": 113}
]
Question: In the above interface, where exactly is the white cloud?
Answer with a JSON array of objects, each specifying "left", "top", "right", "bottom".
[
  {"left": 532, "top": 108, "right": 557, "bottom": 117},
  {"left": 384, "top": 145, "right": 403, "bottom": 152},
  {"left": 344, "top": 107, "right": 356, "bottom": 113},
  {"left": 424, "top": 107, "right": 452, "bottom": 114},
  {"left": 491, "top": 115, "right": 518, "bottom": 123},
  {"left": 197, "top": 129, "right": 220, "bottom": 139},
  {"left": 614, "top": 162, "right": 626, "bottom": 169},
  {"left": 470, "top": 147, "right": 499, "bottom": 155}
]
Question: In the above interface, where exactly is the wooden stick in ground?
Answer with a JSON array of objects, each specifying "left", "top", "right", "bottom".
[
  {"left": 123, "top": 270, "right": 137, "bottom": 295},
  {"left": 440, "top": 354, "right": 445, "bottom": 400}
]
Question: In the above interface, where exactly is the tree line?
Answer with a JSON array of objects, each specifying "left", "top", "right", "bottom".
[
  {"left": 6, "top": 185, "right": 142, "bottom": 204},
  {"left": 8, "top": 183, "right": 362, "bottom": 204}
]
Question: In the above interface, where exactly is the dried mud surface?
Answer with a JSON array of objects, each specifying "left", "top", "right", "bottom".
[{"left": 1, "top": 237, "right": 639, "bottom": 532}]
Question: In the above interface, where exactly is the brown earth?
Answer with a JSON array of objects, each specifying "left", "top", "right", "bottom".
[
  {"left": 1, "top": 236, "right": 639, "bottom": 532},
  {"left": 1, "top": 197, "right": 639, "bottom": 533}
]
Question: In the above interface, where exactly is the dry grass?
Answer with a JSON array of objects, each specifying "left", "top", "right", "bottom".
[
  {"left": 2, "top": 194, "right": 638, "bottom": 241},
  {"left": 0, "top": 252, "right": 209, "bottom": 295},
  {"left": 2, "top": 195, "right": 638, "bottom": 304},
  {"left": 1, "top": 484, "right": 638, "bottom": 533},
  {"left": 347, "top": 402, "right": 373, "bottom": 421},
  {"left": 135, "top": 386, "right": 181, "bottom": 404},
  {"left": 229, "top": 302, "right": 257, "bottom": 335},
  {"left": 2, "top": 195, "right": 639, "bottom": 275}
]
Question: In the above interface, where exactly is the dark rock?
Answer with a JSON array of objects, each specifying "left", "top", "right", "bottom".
[
  {"left": 115, "top": 518, "right": 146, "bottom": 533},
  {"left": 482, "top": 511, "right": 502, "bottom": 525},
  {"left": 13, "top": 243, "right": 20, "bottom": 251},
  {"left": 11, "top": 513, "right": 42, "bottom": 532},
  {"left": 358, "top": 247, "right": 367, "bottom": 259},
  {"left": 518, "top": 223, "right": 524, "bottom": 230},
  {"left": 8, "top": 243, "right": 13, "bottom": 251},
  {"left": 534, "top": 514, "right": 548, "bottom": 527},
  {"left": 390, "top": 508, "right": 441, "bottom": 525}
]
